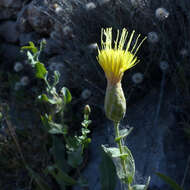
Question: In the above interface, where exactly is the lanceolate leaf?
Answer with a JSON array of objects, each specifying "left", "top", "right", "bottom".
[
  {"left": 52, "top": 136, "right": 69, "bottom": 172},
  {"left": 123, "top": 146, "right": 135, "bottom": 184},
  {"left": 102, "top": 145, "right": 135, "bottom": 184},
  {"left": 53, "top": 71, "right": 60, "bottom": 86},
  {"left": 48, "top": 122, "right": 67, "bottom": 135},
  {"left": 27, "top": 51, "right": 35, "bottom": 66},
  {"left": 67, "top": 147, "right": 83, "bottom": 168},
  {"left": 155, "top": 172, "right": 183, "bottom": 190},
  {"left": 26, "top": 166, "right": 52, "bottom": 190},
  {"left": 99, "top": 148, "right": 117, "bottom": 190},
  {"left": 101, "top": 146, "right": 127, "bottom": 158},
  {"left": 60, "top": 87, "right": 72, "bottom": 104},
  {"left": 47, "top": 165, "right": 77, "bottom": 186}
]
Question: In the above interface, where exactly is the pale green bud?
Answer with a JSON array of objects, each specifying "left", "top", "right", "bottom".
[
  {"left": 104, "top": 82, "right": 126, "bottom": 122},
  {"left": 84, "top": 104, "right": 91, "bottom": 115}
]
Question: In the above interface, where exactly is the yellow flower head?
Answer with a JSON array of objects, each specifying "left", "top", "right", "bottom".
[{"left": 97, "top": 28, "right": 146, "bottom": 85}]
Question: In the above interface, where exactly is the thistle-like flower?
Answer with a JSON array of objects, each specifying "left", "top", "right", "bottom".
[
  {"left": 97, "top": 28, "right": 146, "bottom": 121},
  {"left": 97, "top": 28, "right": 146, "bottom": 86}
]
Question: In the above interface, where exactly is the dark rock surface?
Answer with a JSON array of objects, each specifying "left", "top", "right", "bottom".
[
  {"left": 0, "top": 0, "right": 22, "bottom": 9},
  {"left": 27, "top": 3, "right": 53, "bottom": 34},
  {"left": 0, "top": 43, "right": 21, "bottom": 63},
  {"left": 0, "top": 0, "right": 23, "bottom": 20},
  {"left": 0, "top": 21, "right": 19, "bottom": 43},
  {"left": 19, "top": 32, "right": 40, "bottom": 46}
]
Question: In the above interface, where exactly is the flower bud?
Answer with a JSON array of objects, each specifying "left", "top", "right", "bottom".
[
  {"left": 84, "top": 105, "right": 91, "bottom": 116},
  {"left": 0, "top": 112, "right": 3, "bottom": 122},
  {"left": 104, "top": 82, "right": 126, "bottom": 122}
]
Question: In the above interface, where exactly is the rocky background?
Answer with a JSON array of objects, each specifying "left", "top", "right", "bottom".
[{"left": 0, "top": 0, "right": 190, "bottom": 190}]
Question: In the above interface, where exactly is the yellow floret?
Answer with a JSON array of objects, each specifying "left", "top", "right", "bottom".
[{"left": 97, "top": 28, "right": 146, "bottom": 85}]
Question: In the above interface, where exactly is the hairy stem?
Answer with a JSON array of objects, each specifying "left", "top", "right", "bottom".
[{"left": 114, "top": 122, "right": 131, "bottom": 189}]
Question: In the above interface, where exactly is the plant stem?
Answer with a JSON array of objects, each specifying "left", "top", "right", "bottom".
[{"left": 114, "top": 122, "right": 131, "bottom": 189}]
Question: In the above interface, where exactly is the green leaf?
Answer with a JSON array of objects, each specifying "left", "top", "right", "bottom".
[
  {"left": 45, "top": 166, "right": 66, "bottom": 190},
  {"left": 21, "top": 45, "right": 31, "bottom": 51},
  {"left": 49, "top": 87, "right": 57, "bottom": 95},
  {"left": 38, "top": 94, "right": 49, "bottom": 102},
  {"left": 41, "top": 114, "right": 52, "bottom": 131},
  {"left": 48, "top": 128, "right": 62, "bottom": 135},
  {"left": 47, "top": 165, "right": 77, "bottom": 186},
  {"left": 77, "top": 176, "right": 89, "bottom": 187},
  {"left": 40, "top": 39, "right": 47, "bottom": 51},
  {"left": 132, "top": 185, "right": 146, "bottom": 190},
  {"left": 122, "top": 146, "right": 135, "bottom": 184},
  {"left": 144, "top": 176, "right": 151, "bottom": 190},
  {"left": 57, "top": 170, "right": 77, "bottom": 186},
  {"left": 53, "top": 71, "right": 60, "bottom": 86},
  {"left": 120, "top": 128, "right": 133, "bottom": 137},
  {"left": 115, "top": 128, "right": 133, "bottom": 142},
  {"left": 81, "top": 127, "right": 90, "bottom": 135},
  {"left": 29, "top": 41, "right": 38, "bottom": 53},
  {"left": 35, "top": 62, "right": 47, "bottom": 80},
  {"left": 99, "top": 148, "right": 117, "bottom": 190},
  {"left": 26, "top": 166, "right": 52, "bottom": 190},
  {"left": 131, "top": 177, "right": 151, "bottom": 190},
  {"left": 41, "top": 115, "right": 67, "bottom": 135},
  {"left": 52, "top": 136, "right": 70, "bottom": 172},
  {"left": 27, "top": 51, "right": 36, "bottom": 67},
  {"left": 21, "top": 41, "right": 38, "bottom": 54},
  {"left": 155, "top": 172, "right": 183, "bottom": 190},
  {"left": 102, "top": 145, "right": 135, "bottom": 184},
  {"left": 82, "top": 120, "right": 92, "bottom": 127},
  {"left": 67, "top": 147, "right": 83, "bottom": 168},
  {"left": 47, "top": 98, "right": 58, "bottom": 105},
  {"left": 48, "top": 122, "right": 67, "bottom": 135},
  {"left": 101, "top": 146, "right": 128, "bottom": 158},
  {"left": 65, "top": 136, "right": 80, "bottom": 151},
  {"left": 60, "top": 87, "right": 72, "bottom": 104}
]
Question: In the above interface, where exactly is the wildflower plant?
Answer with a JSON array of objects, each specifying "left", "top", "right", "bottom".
[
  {"left": 97, "top": 28, "right": 150, "bottom": 190},
  {"left": 21, "top": 40, "right": 91, "bottom": 189}
]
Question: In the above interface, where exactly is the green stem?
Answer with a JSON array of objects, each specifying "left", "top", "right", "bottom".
[
  {"left": 114, "top": 122, "right": 131, "bottom": 189},
  {"left": 114, "top": 122, "right": 123, "bottom": 152}
]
